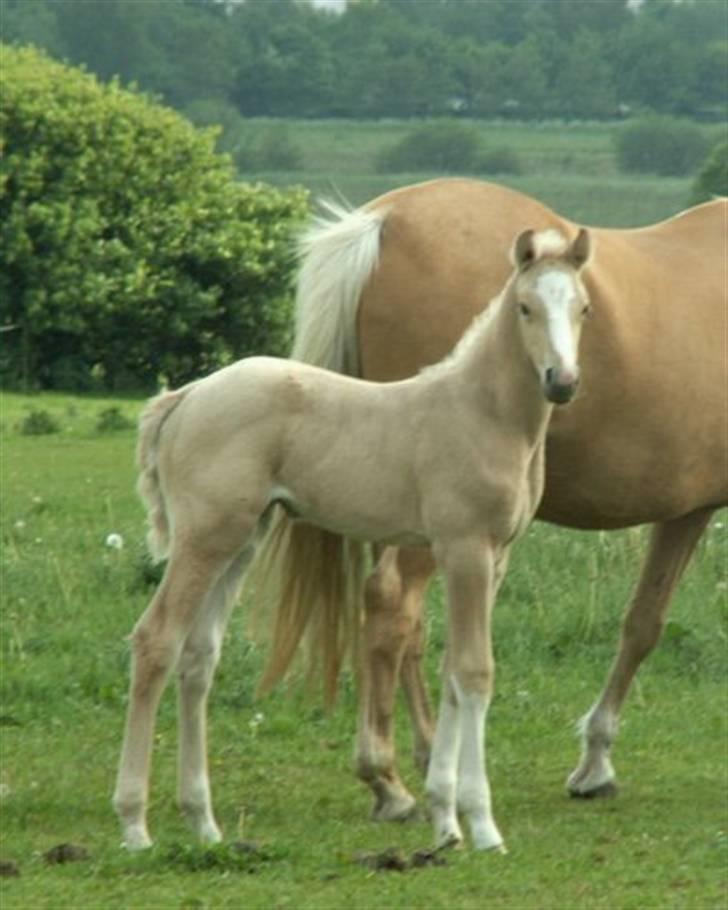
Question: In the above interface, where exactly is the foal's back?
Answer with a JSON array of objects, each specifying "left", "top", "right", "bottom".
[{"left": 358, "top": 181, "right": 726, "bottom": 529}]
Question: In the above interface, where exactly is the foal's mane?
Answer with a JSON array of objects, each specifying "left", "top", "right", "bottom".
[
  {"left": 420, "top": 290, "right": 505, "bottom": 380},
  {"left": 421, "top": 228, "right": 570, "bottom": 381}
]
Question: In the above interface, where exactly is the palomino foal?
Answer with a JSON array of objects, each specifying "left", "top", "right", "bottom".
[{"left": 114, "top": 227, "right": 593, "bottom": 852}]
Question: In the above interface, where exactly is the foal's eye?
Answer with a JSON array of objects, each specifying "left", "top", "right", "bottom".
[
  {"left": 582, "top": 304, "right": 591, "bottom": 317},
  {"left": 519, "top": 303, "right": 531, "bottom": 317}
]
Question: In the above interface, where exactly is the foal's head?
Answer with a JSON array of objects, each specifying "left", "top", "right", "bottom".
[{"left": 509, "top": 227, "right": 593, "bottom": 405}]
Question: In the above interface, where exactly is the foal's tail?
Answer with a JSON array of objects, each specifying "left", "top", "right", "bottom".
[
  {"left": 136, "top": 386, "right": 191, "bottom": 563},
  {"left": 254, "top": 200, "right": 386, "bottom": 705}
]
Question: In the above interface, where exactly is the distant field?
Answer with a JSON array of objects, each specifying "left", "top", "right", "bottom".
[
  {"left": 1, "top": 391, "right": 726, "bottom": 909},
  {"left": 240, "top": 118, "right": 718, "bottom": 224}
]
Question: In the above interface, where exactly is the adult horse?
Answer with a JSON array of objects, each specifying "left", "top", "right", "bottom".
[{"left": 264, "top": 179, "right": 726, "bottom": 822}]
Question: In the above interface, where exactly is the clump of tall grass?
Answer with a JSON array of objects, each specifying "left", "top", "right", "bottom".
[
  {"left": 95, "top": 406, "right": 134, "bottom": 433},
  {"left": 18, "top": 409, "right": 60, "bottom": 436}
]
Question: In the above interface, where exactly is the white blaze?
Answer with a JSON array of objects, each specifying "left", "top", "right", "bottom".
[{"left": 536, "top": 270, "right": 580, "bottom": 378}]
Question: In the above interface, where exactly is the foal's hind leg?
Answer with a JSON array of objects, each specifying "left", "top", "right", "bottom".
[
  {"left": 567, "top": 507, "right": 714, "bottom": 797},
  {"left": 114, "top": 548, "right": 232, "bottom": 850},
  {"left": 355, "top": 546, "right": 434, "bottom": 821},
  {"left": 176, "top": 548, "right": 254, "bottom": 844}
]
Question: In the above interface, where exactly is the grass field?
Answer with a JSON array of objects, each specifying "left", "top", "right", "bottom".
[
  {"left": 240, "top": 117, "right": 720, "bottom": 224},
  {"left": 1, "top": 386, "right": 726, "bottom": 909},
  {"left": 0, "top": 121, "right": 726, "bottom": 908}
]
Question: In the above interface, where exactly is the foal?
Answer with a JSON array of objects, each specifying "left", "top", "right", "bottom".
[{"left": 114, "top": 227, "right": 593, "bottom": 852}]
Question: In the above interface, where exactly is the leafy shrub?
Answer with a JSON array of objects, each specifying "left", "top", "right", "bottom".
[
  {"left": 615, "top": 116, "right": 709, "bottom": 177},
  {"left": 692, "top": 140, "right": 728, "bottom": 203},
  {"left": 0, "top": 46, "right": 308, "bottom": 391},
  {"left": 19, "top": 409, "right": 60, "bottom": 436},
  {"left": 478, "top": 145, "right": 523, "bottom": 176},
  {"left": 95, "top": 406, "right": 134, "bottom": 433},
  {"left": 376, "top": 121, "right": 482, "bottom": 174}
]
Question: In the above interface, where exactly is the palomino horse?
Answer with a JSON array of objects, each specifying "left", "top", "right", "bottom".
[
  {"left": 114, "top": 227, "right": 593, "bottom": 852},
  {"left": 267, "top": 180, "right": 726, "bottom": 823}
]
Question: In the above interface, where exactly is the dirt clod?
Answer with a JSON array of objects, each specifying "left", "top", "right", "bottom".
[
  {"left": 355, "top": 845, "right": 448, "bottom": 873},
  {"left": 43, "top": 843, "right": 90, "bottom": 865}
]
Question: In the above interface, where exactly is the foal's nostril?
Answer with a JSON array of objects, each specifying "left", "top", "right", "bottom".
[{"left": 545, "top": 367, "right": 554, "bottom": 384}]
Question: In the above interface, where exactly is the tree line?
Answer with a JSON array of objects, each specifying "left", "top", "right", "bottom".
[{"left": 2, "top": 0, "right": 725, "bottom": 122}]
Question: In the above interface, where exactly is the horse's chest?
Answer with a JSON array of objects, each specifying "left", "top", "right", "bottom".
[{"left": 494, "top": 451, "right": 545, "bottom": 545}]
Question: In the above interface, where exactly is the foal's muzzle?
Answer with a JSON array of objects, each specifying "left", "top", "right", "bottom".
[{"left": 544, "top": 367, "right": 579, "bottom": 405}]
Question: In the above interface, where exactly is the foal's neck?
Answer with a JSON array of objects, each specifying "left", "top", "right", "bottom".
[{"left": 455, "top": 285, "right": 553, "bottom": 447}]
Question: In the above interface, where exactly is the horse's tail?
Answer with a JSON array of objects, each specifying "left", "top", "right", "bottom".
[
  {"left": 292, "top": 198, "right": 386, "bottom": 374},
  {"left": 136, "top": 386, "right": 191, "bottom": 563},
  {"left": 254, "top": 200, "right": 386, "bottom": 706}
]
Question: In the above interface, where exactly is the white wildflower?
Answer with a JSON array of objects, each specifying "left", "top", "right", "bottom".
[
  {"left": 249, "top": 712, "right": 264, "bottom": 732},
  {"left": 105, "top": 533, "right": 124, "bottom": 550}
]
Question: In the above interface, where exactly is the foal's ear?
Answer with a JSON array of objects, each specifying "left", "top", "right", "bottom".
[
  {"left": 512, "top": 229, "right": 537, "bottom": 270},
  {"left": 566, "top": 228, "right": 592, "bottom": 270}
]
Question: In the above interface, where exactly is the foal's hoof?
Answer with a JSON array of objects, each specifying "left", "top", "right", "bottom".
[
  {"left": 121, "top": 835, "right": 153, "bottom": 852},
  {"left": 435, "top": 831, "right": 464, "bottom": 851},
  {"left": 568, "top": 780, "right": 618, "bottom": 800},
  {"left": 485, "top": 842, "right": 508, "bottom": 856}
]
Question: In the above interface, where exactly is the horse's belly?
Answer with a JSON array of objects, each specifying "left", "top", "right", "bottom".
[{"left": 540, "top": 430, "right": 727, "bottom": 530}]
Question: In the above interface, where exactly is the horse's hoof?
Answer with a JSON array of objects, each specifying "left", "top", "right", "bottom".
[
  {"left": 371, "top": 795, "right": 419, "bottom": 823},
  {"left": 568, "top": 780, "right": 618, "bottom": 800}
]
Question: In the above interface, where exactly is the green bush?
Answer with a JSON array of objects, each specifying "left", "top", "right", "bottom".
[
  {"left": 0, "top": 46, "right": 308, "bottom": 391},
  {"left": 376, "top": 121, "right": 482, "bottom": 174},
  {"left": 95, "top": 406, "right": 134, "bottom": 433},
  {"left": 251, "top": 125, "right": 304, "bottom": 172},
  {"left": 478, "top": 145, "right": 523, "bottom": 176},
  {"left": 19, "top": 409, "right": 60, "bottom": 436},
  {"left": 614, "top": 116, "right": 709, "bottom": 177},
  {"left": 692, "top": 140, "right": 728, "bottom": 203}
]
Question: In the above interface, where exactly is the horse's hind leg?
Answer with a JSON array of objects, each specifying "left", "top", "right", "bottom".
[
  {"left": 114, "top": 546, "right": 232, "bottom": 850},
  {"left": 401, "top": 607, "right": 435, "bottom": 775},
  {"left": 176, "top": 546, "right": 255, "bottom": 843},
  {"left": 355, "top": 546, "right": 434, "bottom": 821},
  {"left": 567, "top": 507, "right": 714, "bottom": 797}
]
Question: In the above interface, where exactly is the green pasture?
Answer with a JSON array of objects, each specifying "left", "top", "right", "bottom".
[
  {"left": 0, "top": 120, "right": 725, "bottom": 909},
  {"left": 1, "top": 389, "right": 726, "bottom": 909},
  {"left": 242, "top": 117, "right": 719, "bottom": 223}
]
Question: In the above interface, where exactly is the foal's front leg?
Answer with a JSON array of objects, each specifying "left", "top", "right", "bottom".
[{"left": 426, "top": 539, "right": 505, "bottom": 852}]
